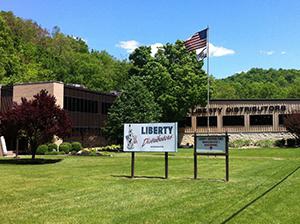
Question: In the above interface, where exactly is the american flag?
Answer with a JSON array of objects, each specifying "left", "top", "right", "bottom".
[{"left": 184, "top": 28, "right": 208, "bottom": 52}]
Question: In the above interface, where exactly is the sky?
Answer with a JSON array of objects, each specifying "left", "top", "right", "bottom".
[{"left": 1, "top": 0, "right": 300, "bottom": 78}]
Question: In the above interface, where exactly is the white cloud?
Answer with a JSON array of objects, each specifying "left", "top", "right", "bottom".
[
  {"left": 281, "top": 51, "right": 286, "bottom": 55},
  {"left": 117, "top": 40, "right": 163, "bottom": 56},
  {"left": 150, "top": 43, "right": 163, "bottom": 56},
  {"left": 116, "top": 40, "right": 140, "bottom": 53},
  {"left": 71, "top": 35, "right": 87, "bottom": 44},
  {"left": 260, "top": 50, "right": 275, "bottom": 56},
  {"left": 196, "top": 43, "right": 235, "bottom": 57}
]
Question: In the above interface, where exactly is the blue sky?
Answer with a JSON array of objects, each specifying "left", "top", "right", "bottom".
[{"left": 1, "top": 0, "right": 300, "bottom": 78}]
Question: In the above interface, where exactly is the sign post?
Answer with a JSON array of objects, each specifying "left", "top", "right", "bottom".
[
  {"left": 165, "top": 152, "right": 168, "bottom": 179},
  {"left": 131, "top": 152, "right": 135, "bottom": 178},
  {"left": 124, "top": 123, "right": 178, "bottom": 179},
  {"left": 194, "top": 132, "right": 229, "bottom": 181}
]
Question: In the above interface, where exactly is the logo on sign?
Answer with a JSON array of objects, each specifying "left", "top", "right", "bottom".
[{"left": 125, "top": 124, "right": 137, "bottom": 150}]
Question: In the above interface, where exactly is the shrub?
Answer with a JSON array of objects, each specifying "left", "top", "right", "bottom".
[
  {"left": 70, "top": 150, "right": 78, "bottom": 155},
  {"left": 255, "top": 140, "right": 275, "bottom": 148},
  {"left": 286, "top": 138, "right": 296, "bottom": 147},
  {"left": 36, "top": 144, "right": 48, "bottom": 155},
  {"left": 89, "top": 151, "right": 97, "bottom": 156},
  {"left": 81, "top": 148, "right": 90, "bottom": 156},
  {"left": 98, "top": 144, "right": 121, "bottom": 152},
  {"left": 71, "top": 142, "right": 82, "bottom": 152},
  {"left": 229, "top": 139, "right": 252, "bottom": 148},
  {"left": 59, "top": 142, "right": 72, "bottom": 154},
  {"left": 48, "top": 143, "right": 58, "bottom": 152},
  {"left": 274, "top": 139, "right": 286, "bottom": 147}
]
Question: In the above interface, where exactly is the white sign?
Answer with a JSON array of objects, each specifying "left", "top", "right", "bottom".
[
  {"left": 196, "top": 135, "right": 226, "bottom": 153},
  {"left": 123, "top": 123, "right": 178, "bottom": 152},
  {"left": 0, "top": 136, "right": 8, "bottom": 156}
]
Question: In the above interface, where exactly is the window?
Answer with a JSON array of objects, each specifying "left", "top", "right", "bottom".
[
  {"left": 64, "top": 96, "right": 98, "bottom": 113},
  {"left": 279, "top": 114, "right": 288, "bottom": 126},
  {"left": 197, "top": 116, "right": 217, "bottom": 127},
  {"left": 250, "top": 115, "right": 273, "bottom": 126},
  {"left": 223, "top": 116, "right": 244, "bottom": 126},
  {"left": 185, "top": 117, "right": 192, "bottom": 127}
]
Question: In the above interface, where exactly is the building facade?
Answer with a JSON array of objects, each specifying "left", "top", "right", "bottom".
[
  {"left": 180, "top": 99, "right": 300, "bottom": 145},
  {"left": 0, "top": 81, "right": 116, "bottom": 150}
]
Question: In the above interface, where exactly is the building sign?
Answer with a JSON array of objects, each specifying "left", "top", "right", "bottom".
[
  {"left": 123, "top": 123, "right": 178, "bottom": 152},
  {"left": 194, "top": 105, "right": 286, "bottom": 115},
  {"left": 196, "top": 135, "right": 226, "bottom": 153}
]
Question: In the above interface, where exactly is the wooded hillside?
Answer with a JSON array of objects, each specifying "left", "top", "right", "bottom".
[
  {"left": 0, "top": 11, "right": 130, "bottom": 92},
  {"left": 212, "top": 68, "right": 300, "bottom": 99},
  {"left": 1, "top": 11, "right": 299, "bottom": 100}
]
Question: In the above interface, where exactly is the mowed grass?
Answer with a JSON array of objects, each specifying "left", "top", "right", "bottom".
[{"left": 0, "top": 148, "right": 299, "bottom": 224}]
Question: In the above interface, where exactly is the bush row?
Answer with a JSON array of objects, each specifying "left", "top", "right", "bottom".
[
  {"left": 229, "top": 138, "right": 299, "bottom": 148},
  {"left": 36, "top": 142, "right": 83, "bottom": 155},
  {"left": 75, "top": 144, "right": 121, "bottom": 156}
]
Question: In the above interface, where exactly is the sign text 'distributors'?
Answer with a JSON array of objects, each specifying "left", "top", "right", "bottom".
[{"left": 194, "top": 105, "right": 286, "bottom": 114}]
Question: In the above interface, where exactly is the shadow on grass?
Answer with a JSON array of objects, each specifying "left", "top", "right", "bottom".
[
  {"left": 0, "top": 158, "right": 63, "bottom": 165},
  {"left": 220, "top": 165, "right": 300, "bottom": 224},
  {"left": 112, "top": 175, "right": 166, "bottom": 179}
]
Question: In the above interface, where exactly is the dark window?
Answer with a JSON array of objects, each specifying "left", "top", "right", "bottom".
[
  {"left": 223, "top": 116, "right": 245, "bottom": 126},
  {"left": 197, "top": 116, "right": 217, "bottom": 127},
  {"left": 185, "top": 117, "right": 192, "bottom": 127},
  {"left": 63, "top": 96, "right": 98, "bottom": 113},
  {"left": 279, "top": 114, "right": 288, "bottom": 126},
  {"left": 250, "top": 115, "right": 273, "bottom": 126},
  {"left": 71, "top": 98, "right": 76, "bottom": 111},
  {"left": 79, "top": 98, "right": 83, "bottom": 112}
]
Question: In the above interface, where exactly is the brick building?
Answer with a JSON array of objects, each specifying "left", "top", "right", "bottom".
[{"left": 0, "top": 81, "right": 116, "bottom": 150}]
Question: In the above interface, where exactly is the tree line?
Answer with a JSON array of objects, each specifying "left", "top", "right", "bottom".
[
  {"left": 0, "top": 11, "right": 130, "bottom": 92},
  {"left": 212, "top": 68, "right": 300, "bottom": 99},
  {"left": 1, "top": 11, "right": 300, "bottom": 100}
]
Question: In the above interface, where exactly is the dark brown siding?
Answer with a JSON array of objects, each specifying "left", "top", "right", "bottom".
[
  {"left": 1, "top": 86, "right": 13, "bottom": 113},
  {"left": 63, "top": 85, "right": 116, "bottom": 146}
]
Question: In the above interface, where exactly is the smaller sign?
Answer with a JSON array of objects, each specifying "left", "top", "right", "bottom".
[{"left": 196, "top": 135, "right": 226, "bottom": 153}]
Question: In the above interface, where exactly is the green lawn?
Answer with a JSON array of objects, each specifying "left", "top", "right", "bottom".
[{"left": 0, "top": 148, "right": 299, "bottom": 224}]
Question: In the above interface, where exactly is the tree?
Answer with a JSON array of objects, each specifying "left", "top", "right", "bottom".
[
  {"left": 0, "top": 90, "right": 72, "bottom": 159},
  {"left": 103, "top": 77, "right": 161, "bottom": 143},
  {"left": 0, "top": 11, "right": 131, "bottom": 92},
  {"left": 285, "top": 113, "right": 300, "bottom": 140},
  {"left": 129, "top": 41, "right": 207, "bottom": 122},
  {"left": 212, "top": 68, "right": 300, "bottom": 99}
]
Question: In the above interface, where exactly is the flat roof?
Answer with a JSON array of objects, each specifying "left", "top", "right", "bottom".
[
  {"left": 13, "top": 81, "right": 64, "bottom": 86},
  {"left": 6, "top": 81, "right": 117, "bottom": 97},
  {"left": 211, "top": 99, "right": 300, "bottom": 102}
]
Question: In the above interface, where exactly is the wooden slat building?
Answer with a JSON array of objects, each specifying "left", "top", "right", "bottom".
[{"left": 180, "top": 99, "right": 300, "bottom": 145}]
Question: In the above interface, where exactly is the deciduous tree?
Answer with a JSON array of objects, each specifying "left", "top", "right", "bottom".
[
  {"left": 129, "top": 41, "right": 207, "bottom": 122},
  {"left": 103, "top": 77, "right": 161, "bottom": 143},
  {"left": 285, "top": 113, "right": 300, "bottom": 140},
  {"left": 0, "top": 90, "right": 72, "bottom": 159}
]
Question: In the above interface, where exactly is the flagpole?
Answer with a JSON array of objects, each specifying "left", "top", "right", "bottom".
[{"left": 206, "top": 26, "right": 210, "bottom": 135}]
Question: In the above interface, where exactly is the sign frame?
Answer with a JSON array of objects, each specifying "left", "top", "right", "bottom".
[
  {"left": 123, "top": 123, "right": 178, "bottom": 153},
  {"left": 123, "top": 122, "right": 178, "bottom": 179},
  {"left": 194, "top": 133, "right": 229, "bottom": 181}
]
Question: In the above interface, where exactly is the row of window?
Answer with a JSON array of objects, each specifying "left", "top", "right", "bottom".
[
  {"left": 71, "top": 127, "right": 102, "bottom": 135},
  {"left": 181, "top": 114, "right": 288, "bottom": 128},
  {"left": 64, "top": 96, "right": 112, "bottom": 114},
  {"left": 64, "top": 96, "right": 98, "bottom": 113}
]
